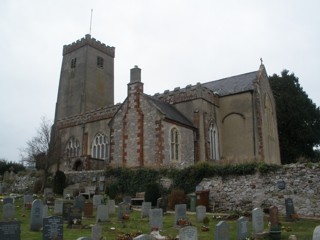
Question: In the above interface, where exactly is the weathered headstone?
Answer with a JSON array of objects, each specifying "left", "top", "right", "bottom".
[
  {"left": 313, "top": 225, "right": 320, "bottom": 240},
  {"left": 215, "top": 221, "right": 230, "bottom": 240},
  {"left": 133, "top": 234, "right": 150, "bottom": 240},
  {"left": 174, "top": 204, "right": 187, "bottom": 227},
  {"left": 252, "top": 207, "right": 264, "bottom": 234},
  {"left": 54, "top": 199, "right": 63, "bottom": 215},
  {"left": 3, "top": 197, "right": 14, "bottom": 205},
  {"left": 75, "top": 195, "right": 86, "bottom": 211},
  {"left": 42, "top": 216, "right": 63, "bottom": 240},
  {"left": 0, "top": 221, "right": 21, "bottom": 240},
  {"left": 285, "top": 198, "right": 295, "bottom": 220},
  {"left": 107, "top": 199, "right": 115, "bottom": 215},
  {"left": 2, "top": 203, "right": 15, "bottom": 221},
  {"left": 96, "top": 204, "right": 109, "bottom": 222},
  {"left": 84, "top": 202, "right": 93, "bottom": 218},
  {"left": 149, "top": 208, "right": 163, "bottom": 230},
  {"left": 92, "top": 195, "right": 103, "bottom": 208},
  {"left": 23, "top": 194, "right": 33, "bottom": 209},
  {"left": 141, "top": 202, "right": 152, "bottom": 218},
  {"left": 196, "top": 205, "right": 206, "bottom": 222},
  {"left": 30, "top": 199, "right": 44, "bottom": 231},
  {"left": 269, "top": 205, "right": 281, "bottom": 239},
  {"left": 236, "top": 216, "right": 249, "bottom": 240},
  {"left": 118, "top": 202, "right": 130, "bottom": 220},
  {"left": 62, "top": 202, "right": 74, "bottom": 220},
  {"left": 156, "top": 197, "right": 167, "bottom": 213},
  {"left": 43, "top": 205, "right": 48, "bottom": 218},
  {"left": 68, "top": 206, "right": 82, "bottom": 227},
  {"left": 179, "top": 226, "right": 198, "bottom": 240},
  {"left": 91, "top": 224, "right": 102, "bottom": 240}
]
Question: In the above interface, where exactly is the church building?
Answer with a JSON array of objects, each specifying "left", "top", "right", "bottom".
[{"left": 53, "top": 34, "right": 281, "bottom": 171}]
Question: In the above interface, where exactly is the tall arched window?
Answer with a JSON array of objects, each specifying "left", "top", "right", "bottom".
[
  {"left": 65, "top": 137, "right": 80, "bottom": 158},
  {"left": 91, "top": 133, "right": 108, "bottom": 160},
  {"left": 209, "top": 123, "right": 219, "bottom": 160},
  {"left": 170, "top": 127, "right": 180, "bottom": 161}
]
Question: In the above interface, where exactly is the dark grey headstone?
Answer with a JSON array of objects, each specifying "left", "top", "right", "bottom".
[
  {"left": 285, "top": 198, "right": 295, "bottom": 220},
  {"left": 2, "top": 203, "right": 15, "bottom": 221},
  {"left": 196, "top": 205, "right": 206, "bottom": 222},
  {"left": 68, "top": 206, "right": 82, "bottom": 227},
  {"left": 277, "top": 180, "right": 286, "bottom": 190},
  {"left": 179, "top": 226, "right": 198, "bottom": 240},
  {"left": 30, "top": 199, "right": 44, "bottom": 231},
  {"left": 141, "top": 202, "right": 152, "bottom": 218},
  {"left": 75, "top": 195, "right": 86, "bottom": 211},
  {"left": 215, "top": 221, "right": 230, "bottom": 240},
  {"left": 118, "top": 202, "right": 130, "bottom": 221},
  {"left": 62, "top": 202, "right": 74, "bottom": 220},
  {"left": 156, "top": 197, "right": 167, "bottom": 213},
  {"left": 252, "top": 207, "right": 264, "bottom": 234},
  {"left": 0, "top": 221, "right": 21, "bottom": 240},
  {"left": 42, "top": 216, "right": 63, "bottom": 240},
  {"left": 236, "top": 216, "right": 249, "bottom": 240},
  {"left": 149, "top": 208, "right": 163, "bottom": 230},
  {"left": 3, "top": 197, "right": 14, "bottom": 205},
  {"left": 174, "top": 204, "right": 187, "bottom": 227}
]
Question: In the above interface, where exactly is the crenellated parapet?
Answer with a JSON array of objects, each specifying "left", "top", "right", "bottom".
[
  {"left": 56, "top": 104, "right": 121, "bottom": 129},
  {"left": 153, "top": 83, "right": 219, "bottom": 106},
  {"left": 63, "top": 34, "right": 115, "bottom": 57}
]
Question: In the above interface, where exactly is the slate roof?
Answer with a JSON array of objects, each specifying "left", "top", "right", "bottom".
[
  {"left": 202, "top": 71, "right": 258, "bottom": 96},
  {"left": 146, "top": 95, "right": 194, "bottom": 128}
]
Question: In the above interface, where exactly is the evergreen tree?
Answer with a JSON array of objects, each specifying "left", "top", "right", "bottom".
[{"left": 269, "top": 70, "right": 320, "bottom": 163}]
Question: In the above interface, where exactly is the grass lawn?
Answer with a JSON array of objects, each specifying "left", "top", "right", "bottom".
[{"left": 1, "top": 197, "right": 320, "bottom": 239}]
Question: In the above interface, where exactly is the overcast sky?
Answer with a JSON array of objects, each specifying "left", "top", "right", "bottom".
[{"left": 1, "top": 0, "right": 319, "bottom": 163}]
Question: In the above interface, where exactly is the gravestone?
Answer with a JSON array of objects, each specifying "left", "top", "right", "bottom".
[
  {"left": 0, "top": 221, "right": 21, "bottom": 240},
  {"left": 91, "top": 224, "right": 102, "bottom": 240},
  {"left": 149, "top": 208, "right": 163, "bottom": 230},
  {"left": 269, "top": 205, "right": 281, "bottom": 238},
  {"left": 179, "top": 226, "right": 198, "bottom": 240},
  {"left": 174, "top": 204, "right": 187, "bottom": 227},
  {"left": 75, "top": 195, "right": 86, "bottom": 211},
  {"left": 277, "top": 180, "right": 286, "bottom": 190},
  {"left": 313, "top": 225, "right": 320, "bottom": 240},
  {"left": 252, "top": 207, "right": 264, "bottom": 234},
  {"left": 42, "top": 216, "right": 63, "bottom": 240},
  {"left": 30, "top": 199, "right": 44, "bottom": 231},
  {"left": 141, "top": 202, "right": 152, "bottom": 218},
  {"left": 3, "top": 197, "right": 14, "bottom": 205},
  {"left": 107, "top": 199, "right": 115, "bottom": 215},
  {"left": 196, "top": 205, "right": 206, "bottom": 222},
  {"left": 285, "top": 198, "right": 295, "bottom": 220},
  {"left": 156, "top": 197, "right": 167, "bottom": 213},
  {"left": 68, "top": 206, "right": 82, "bottom": 227},
  {"left": 96, "top": 204, "right": 109, "bottom": 222},
  {"left": 2, "top": 203, "right": 15, "bottom": 221},
  {"left": 54, "top": 199, "right": 63, "bottom": 215},
  {"left": 133, "top": 234, "right": 150, "bottom": 240},
  {"left": 118, "top": 202, "right": 130, "bottom": 221},
  {"left": 23, "top": 194, "right": 33, "bottom": 209},
  {"left": 236, "top": 216, "right": 249, "bottom": 240},
  {"left": 215, "top": 221, "right": 230, "bottom": 240},
  {"left": 84, "top": 202, "right": 93, "bottom": 218},
  {"left": 62, "top": 202, "right": 74, "bottom": 220},
  {"left": 43, "top": 205, "right": 48, "bottom": 218},
  {"left": 76, "top": 238, "right": 90, "bottom": 240},
  {"left": 92, "top": 195, "right": 103, "bottom": 208}
]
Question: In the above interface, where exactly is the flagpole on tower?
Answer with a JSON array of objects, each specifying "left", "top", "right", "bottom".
[{"left": 89, "top": 9, "right": 93, "bottom": 35}]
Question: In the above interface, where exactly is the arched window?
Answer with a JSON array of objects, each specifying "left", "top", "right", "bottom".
[
  {"left": 170, "top": 127, "right": 180, "bottom": 161},
  {"left": 65, "top": 137, "right": 80, "bottom": 158},
  {"left": 91, "top": 133, "right": 108, "bottom": 160},
  {"left": 209, "top": 123, "right": 219, "bottom": 160}
]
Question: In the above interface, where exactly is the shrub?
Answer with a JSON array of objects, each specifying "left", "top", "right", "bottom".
[
  {"left": 144, "top": 182, "right": 161, "bottom": 206},
  {"left": 168, "top": 188, "right": 187, "bottom": 210},
  {"left": 53, "top": 170, "right": 66, "bottom": 194}
]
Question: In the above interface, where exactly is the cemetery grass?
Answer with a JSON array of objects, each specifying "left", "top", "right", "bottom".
[{"left": 2, "top": 198, "right": 320, "bottom": 240}]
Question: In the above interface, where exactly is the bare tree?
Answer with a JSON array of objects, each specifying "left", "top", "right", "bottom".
[{"left": 20, "top": 116, "right": 61, "bottom": 191}]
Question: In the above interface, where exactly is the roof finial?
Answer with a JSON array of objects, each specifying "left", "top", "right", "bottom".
[
  {"left": 89, "top": 9, "right": 93, "bottom": 35},
  {"left": 260, "top": 57, "right": 263, "bottom": 65}
]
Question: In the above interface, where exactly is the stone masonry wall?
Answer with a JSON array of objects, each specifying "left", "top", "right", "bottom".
[{"left": 198, "top": 163, "right": 320, "bottom": 217}]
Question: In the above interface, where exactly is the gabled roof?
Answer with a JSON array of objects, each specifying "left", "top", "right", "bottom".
[
  {"left": 202, "top": 71, "right": 258, "bottom": 96},
  {"left": 146, "top": 95, "right": 194, "bottom": 128}
]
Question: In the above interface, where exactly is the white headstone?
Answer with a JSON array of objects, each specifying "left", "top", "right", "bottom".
[
  {"left": 313, "top": 225, "right": 320, "bottom": 240},
  {"left": 107, "top": 199, "right": 115, "bottom": 215},
  {"left": 141, "top": 202, "right": 152, "bottom": 218},
  {"left": 96, "top": 204, "right": 109, "bottom": 222},
  {"left": 196, "top": 205, "right": 206, "bottom": 222},
  {"left": 252, "top": 207, "right": 264, "bottom": 234},
  {"left": 30, "top": 199, "right": 44, "bottom": 231},
  {"left": 149, "top": 208, "right": 163, "bottom": 230},
  {"left": 179, "top": 226, "right": 198, "bottom": 240},
  {"left": 92, "top": 195, "right": 104, "bottom": 208}
]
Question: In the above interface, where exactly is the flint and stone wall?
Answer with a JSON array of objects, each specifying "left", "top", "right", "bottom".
[{"left": 198, "top": 163, "right": 320, "bottom": 217}]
